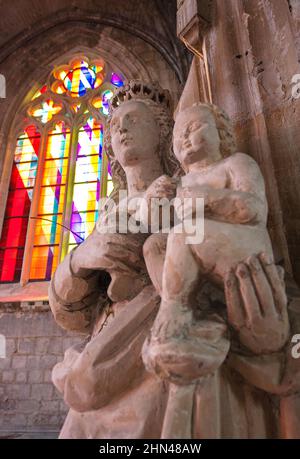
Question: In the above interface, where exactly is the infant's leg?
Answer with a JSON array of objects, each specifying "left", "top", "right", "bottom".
[
  {"left": 151, "top": 220, "right": 273, "bottom": 339},
  {"left": 143, "top": 227, "right": 230, "bottom": 383},
  {"left": 190, "top": 219, "right": 273, "bottom": 287},
  {"left": 152, "top": 228, "right": 202, "bottom": 339}
]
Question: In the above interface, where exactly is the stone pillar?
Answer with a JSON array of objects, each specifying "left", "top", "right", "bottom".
[{"left": 177, "top": 0, "right": 300, "bottom": 281}]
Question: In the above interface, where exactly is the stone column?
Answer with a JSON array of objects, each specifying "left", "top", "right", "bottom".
[{"left": 177, "top": 0, "right": 300, "bottom": 280}]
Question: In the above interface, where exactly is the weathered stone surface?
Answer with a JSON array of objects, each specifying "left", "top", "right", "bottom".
[
  {"left": 2, "top": 370, "right": 15, "bottom": 384},
  {"left": 0, "top": 310, "right": 80, "bottom": 433},
  {"left": 12, "top": 356, "right": 27, "bottom": 369},
  {"left": 49, "top": 83, "right": 300, "bottom": 438},
  {"left": 0, "top": 0, "right": 300, "bottom": 440},
  {"left": 0, "top": 0, "right": 188, "bottom": 436}
]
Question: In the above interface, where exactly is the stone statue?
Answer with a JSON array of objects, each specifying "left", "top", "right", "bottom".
[
  {"left": 143, "top": 103, "right": 289, "bottom": 366},
  {"left": 48, "top": 83, "right": 300, "bottom": 438},
  {"left": 142, "top": 103, "right": 300, "bottom": 438},
  {"left": 48, "top": 81, "right": 180, "bottom": 438}
]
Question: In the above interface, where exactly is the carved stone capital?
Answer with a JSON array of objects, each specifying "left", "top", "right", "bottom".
[{"left": 177, "top": 0, "right": 212, "bottom": 56}]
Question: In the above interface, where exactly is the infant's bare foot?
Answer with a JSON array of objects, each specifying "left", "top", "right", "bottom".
[{"left": 142, "top": 319, "right": 230, "bottom": 384}]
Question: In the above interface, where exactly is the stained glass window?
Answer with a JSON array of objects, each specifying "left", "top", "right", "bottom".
[
  {"left": 68, "top": 118, "right": 103, "bottom": 254},
  {"left": 0, "top": 57, "right": 124, "bottom": 283},
  {"left": 0, "top": 126, "right": 40, "bottom": 282},
  {"left": 92, "top": 88, "right": 114, "bottom": 116},
  {"left": 29, "top": 100, "right": 63, "bottom": 124},
  {"left": 30, "top": 122, "right": 70, "bottom": 280}
]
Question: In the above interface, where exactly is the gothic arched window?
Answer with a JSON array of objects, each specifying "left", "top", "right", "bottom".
[{"left": 0, "top": 57, "right": 123, "bottom": 284}]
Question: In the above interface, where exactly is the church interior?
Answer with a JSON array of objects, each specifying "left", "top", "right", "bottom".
[{"left": 0, "top": 0, "right": 300, "bottom": 439}]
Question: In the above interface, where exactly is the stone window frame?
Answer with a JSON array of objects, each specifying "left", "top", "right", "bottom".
[{"left": 0, "top": 55, "right": 123, "bottom": 301}]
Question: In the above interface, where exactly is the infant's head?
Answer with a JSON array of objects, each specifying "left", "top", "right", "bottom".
[{"left": 173, "top": 103, "right": 236, "bottom": 172}]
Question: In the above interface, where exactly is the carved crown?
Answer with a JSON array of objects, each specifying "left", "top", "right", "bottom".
[{"left": 109, "top": 79, "right": 173, "bottom": 114}]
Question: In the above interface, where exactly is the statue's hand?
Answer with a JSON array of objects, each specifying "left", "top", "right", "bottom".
[
  {"left": 70, "top": 230, "right": 108, "bottom": 276},
  {"left": 71, "top": 230, "right": 144, "bottom": 276},
  {"left": 176, "top": 184, "right": 210, "bottom": 199},
  {"left": 175, "top": 185, "right": 210, "bottom": 219},
  {"left": 70, "top": 230, "right": 147, "bottom": 302},
  {"left": 225, "top": 253, "right": 290, "bottom": 354},
  {"left": 145, "top": 175, "right": 177, "bottom": 201},
  {"left": 139, "top": 175, "right": 177, "bottom": 230}
]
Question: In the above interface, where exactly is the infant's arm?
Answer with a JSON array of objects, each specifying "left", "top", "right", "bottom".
[
  {"left": 135, "top": 175, "right": 177, "bottom": 231},
  {"left": 204, "top": 153, "right": 268, "bottom": 225}
]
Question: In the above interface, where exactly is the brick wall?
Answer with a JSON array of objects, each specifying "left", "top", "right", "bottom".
[{"left": 0, "top": 303, "right": 82, "bottom": 437}]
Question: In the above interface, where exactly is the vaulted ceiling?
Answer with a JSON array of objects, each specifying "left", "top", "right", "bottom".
[{"left": 0, "top": 0, "right": 190, "bottom": 82}]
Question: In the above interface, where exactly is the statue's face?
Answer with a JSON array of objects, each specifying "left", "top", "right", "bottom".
[
  {"left": 110, "top": 100, "right": 159, "bottom": 168},
  {"left": 173, "top": 106, "right": 221, "bottom": 170}
]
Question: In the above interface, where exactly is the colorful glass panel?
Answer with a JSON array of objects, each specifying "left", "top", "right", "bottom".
[
  {"left": 106, "top": 160, "right": 113, "bottom": 195},
  {"left": 29, "top": 122, "right": 70, "bottom": 280},
  {"left": 107, "top": 180, "right": 114, "bottom": 195},
  {"left": 63, "top": 66, "right": 96, "bottom": 96},
  {"left": 111, "top": 73, "right": 124, "bottom": 87},
  {"left": 92, "top": 89, "right": 114, "bottom": 116},
  {"left": 71, "top": 103, "right": 81, "bottom": 113},
  {"left": 1, "top": 59, "right": 120, "bottom": 284},
  {"left": 68, "top": 118, "right": 103, "bottom": 252},
  {"left": 91, "top": 61, "right": 104, "bottom": 74},
  {"left": 94, "top": 75, "right": 104, "bottom": 89},
  {"left": 31, "top": 85, "right": 47, "bottom": 100},
  {"left": 0, "top": 126, "right": 40, "bottom": 282},
  {"left": 30, "top": 99, "right": 62, "bottom": 124},
  {"left": 51, "top": 81, "right": 66, "bottom": 95}
]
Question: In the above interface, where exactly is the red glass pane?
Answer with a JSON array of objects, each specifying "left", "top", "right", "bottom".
[{"left": 0, "top": 126, "right": 40, "bottom": 282}]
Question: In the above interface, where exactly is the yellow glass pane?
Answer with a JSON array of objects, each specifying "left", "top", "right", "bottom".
[{"left": 29, "top": 245, "right": 60, "bottom": 280}]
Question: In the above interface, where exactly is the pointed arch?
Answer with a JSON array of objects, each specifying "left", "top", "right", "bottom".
[{"left": 0, "top": 57, "right": 124, "bottom": 284}]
